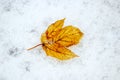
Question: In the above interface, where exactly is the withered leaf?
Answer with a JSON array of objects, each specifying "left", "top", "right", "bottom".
[{"left": 41, "top": 18, "right": 83, "bottom": 60}]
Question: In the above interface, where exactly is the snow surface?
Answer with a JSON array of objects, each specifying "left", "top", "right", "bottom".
[{"left": 0, "top": 0, "right": 120, "bottom": 80}]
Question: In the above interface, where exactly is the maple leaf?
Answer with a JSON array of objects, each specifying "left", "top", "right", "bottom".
[{"left": 27, "top": 18, "right": 84, "bottom": 60}]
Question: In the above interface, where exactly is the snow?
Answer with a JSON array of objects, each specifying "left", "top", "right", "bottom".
[{"left": 0, "top": 0, "right": 120, "bottom": 80}]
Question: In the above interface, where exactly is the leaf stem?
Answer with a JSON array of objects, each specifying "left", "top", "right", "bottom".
[{"left": 27, "top": 43, "right": 43, "bottom": 50}]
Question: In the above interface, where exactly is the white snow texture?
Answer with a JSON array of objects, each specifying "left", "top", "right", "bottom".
[{"left": 0, "top": 0, "right": 120, "bottom": 80}]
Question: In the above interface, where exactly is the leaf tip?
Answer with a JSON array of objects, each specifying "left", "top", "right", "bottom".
[{"left": 62, "top": 18, "right": 66, "bottom": 21}]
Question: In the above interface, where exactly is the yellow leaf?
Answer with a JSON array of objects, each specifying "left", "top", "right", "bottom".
[
  {"left": 41, "top": 19, "right": 83, "bottom": 60},
  {"left": 27, "top": 18, "right": 83, "bottom": 60}
]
